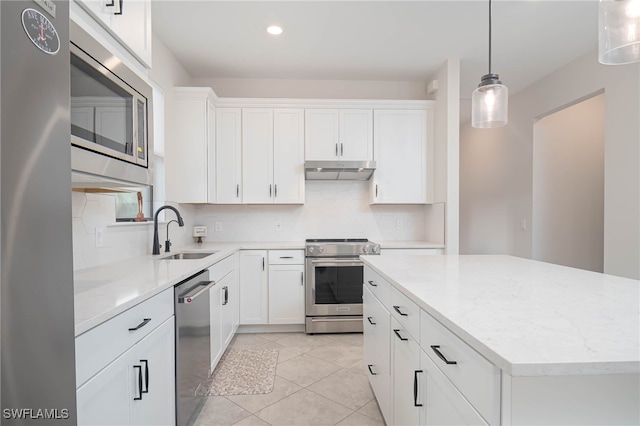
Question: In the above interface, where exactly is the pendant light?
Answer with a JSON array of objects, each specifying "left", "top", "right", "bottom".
[
  {"left": 472, "top": 0, "right": 508, "bottom": 128},
  {"left": 599, "top": 0, "right": 640, "bottom": 65}
]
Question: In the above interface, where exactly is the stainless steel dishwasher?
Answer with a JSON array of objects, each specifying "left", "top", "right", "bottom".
[{"left": 175, "top": 269, "right": 215, "bottom": 426}]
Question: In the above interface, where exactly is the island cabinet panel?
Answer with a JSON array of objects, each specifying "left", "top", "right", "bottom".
[
  {"left": 391, "top": 317, "right": 421, "bottom": 426},
  {"left": 421, "top": 310, "right": 501, "bottom": 425}
]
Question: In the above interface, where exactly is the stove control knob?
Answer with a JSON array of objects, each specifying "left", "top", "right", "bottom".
[
  {"left": 363, "top": 246, "right": 369, "bottom": 254},
  {"left": 372, "top": 245, "right": 379, "bottom": 254},
  {"left": 308, "top": 247, "right": 315, "bottom": 254},
  {"left": 318, "top": 247, "right": 324, "bottom": 253}
]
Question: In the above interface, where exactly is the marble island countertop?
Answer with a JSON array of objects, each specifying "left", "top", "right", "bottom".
[{"left": 361, "top": 254, "right": 640, "bottom": 377}]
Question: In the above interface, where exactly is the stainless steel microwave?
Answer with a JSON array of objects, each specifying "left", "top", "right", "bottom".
[{"left": 70, "top": 22, "right": 153, "bottom": 186}]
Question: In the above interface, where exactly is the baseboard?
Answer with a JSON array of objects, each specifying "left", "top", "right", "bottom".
[{"left": 237, "top": 324, "right": 305, "bottom": 334}]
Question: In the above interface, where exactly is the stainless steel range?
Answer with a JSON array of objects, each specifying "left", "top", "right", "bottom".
[{"left": 305, "top": 239, "right": 381, "bottom": 334}]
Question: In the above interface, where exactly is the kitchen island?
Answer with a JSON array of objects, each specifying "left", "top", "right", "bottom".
[{"left": 361, "top": 254, "right": 639, "bottom": 425}]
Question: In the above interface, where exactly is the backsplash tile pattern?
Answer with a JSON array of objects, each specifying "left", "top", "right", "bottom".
[{"left": 193, "top": 181, "right": 426, "bottom": 242}]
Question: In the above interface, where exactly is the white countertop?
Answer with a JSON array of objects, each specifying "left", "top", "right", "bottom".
[
  {"left": 74, "top": 241, "right": 304, "bottom": 336},
  {"left": 361, "top": 254, "right": 640, "bottom": 377}
]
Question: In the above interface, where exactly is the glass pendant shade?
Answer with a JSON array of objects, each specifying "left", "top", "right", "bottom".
[
  {"left": 471, "top": 74, "right": 508, "bottom": 128},
  {"left": 599, "top": 0, "right": 640, "bottom": 64}
]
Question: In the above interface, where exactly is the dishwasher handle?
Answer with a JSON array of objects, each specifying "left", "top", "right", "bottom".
[{"left": 178, "top": 280, "right": 215, "bottom": 303}]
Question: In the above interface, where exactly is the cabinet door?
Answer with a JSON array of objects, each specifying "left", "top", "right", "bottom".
[
  {"left": 216, "top": 108, "right": 242, "bottom": 204},
  {"left": 273, "top": 109, "right": 305, "bottom": 204},
  {"left": 167, "top": 95, "right": 209, "bottom": 203},
  {"left": 75, "top": 0, "right": 112, "bottom": 27},
  {"left": 77, "top": 351, "right": 130, "bottom": 426},
  {"left": 419, "top": 350, "right": 488, "bottom": 426},
  {"left": 392, "top": 317, "right": 421, "bottom": 426},
  {"left": 372, "top": 110, "right": 429, "bottom": 204},
  {"left": 268, "top": 264, "right": 305, "bottom": 324},
  {"left": 219, "top": 273, "right": 235, "bottom": 348},
  {"left": 239, "top": 250, "right": 269, "bottom": 324},
  {"left": 339, "top": 109, "right": 373, "bottom": 161},
  {"left": 363, "top": 287, "right": 392, "bottom": 423},
  {"left": 242, "top": 109, "right": 274, "bottom": 203},
  {"left": 108, "top": 0, "right": 152, "bottom": 66},
  {"left": 305, "top": 109, "right": 340, "bottom": 160},
  {"left": 130, "top": 318, "right": 176, "bottom": 426}
]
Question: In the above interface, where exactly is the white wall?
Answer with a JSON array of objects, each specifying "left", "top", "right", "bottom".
[
  {"left": 192, "top": 77, "right": 429, "bottom": 100},
  {"left": 532, "top": 93, "right": 605, "bottom": 273},
  {"left": 460, "top": 50, "right": 640, "bottom": 279},
  {"left": 192, "top": 181, "right": 426, "bottom": 242}
]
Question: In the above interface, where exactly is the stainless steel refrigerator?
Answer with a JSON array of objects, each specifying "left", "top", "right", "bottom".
[{"left": 1, "top": 1, "right": 77, "bottom": 424}]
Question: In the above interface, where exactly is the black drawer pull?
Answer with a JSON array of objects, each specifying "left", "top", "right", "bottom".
[
  {"left": 431, "top": 345, "right": 457, "bottom": 365},
  {"left": 393, "top": 329, "right": 408, "bottom": 341},
  {"left": 367, "top": 364, "right": 377, "bottom": 375},
  {"left": 414, "top": 370, "right": 424, "bottom": 407},
  {"left": 393, "top": 305, "right": 408, "bottom": 316},
  {"left": 367, "top": 316, "right": 376, "bottom": 325},
  {"left": 133, "top": 365, "right": 143, "bottom": 400},
  {"left": 367, "top": 280, "right": 377, "bottom": 287},
  {"left": 129, "top": 318, "right": 151, "bottom": 331},
  {"left": 279, "top": 256, "right": 294, "bottom": 259}
]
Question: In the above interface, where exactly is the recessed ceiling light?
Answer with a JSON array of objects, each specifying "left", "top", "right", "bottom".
[{"left": 267, "top": 26, "right": 283, "bottom": 36}]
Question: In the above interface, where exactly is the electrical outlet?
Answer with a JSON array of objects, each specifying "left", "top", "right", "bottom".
[
  {"left": 215, "top": 222, "right": 222, "bottom": 232},
  {"left": 521, "top": 219, "right": 527, "bottom": 231},
  {"left": 396, "top": 219, "right": 403, "bottom": 230},
  {"left": 95, "top": 227, "right": 104, "bottom": 248},
  {"left": 275, "top": 221, "right": 283, "bottom": 231}
]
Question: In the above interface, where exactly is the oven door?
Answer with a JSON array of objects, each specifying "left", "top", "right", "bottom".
[{"left": 305, "top": 258, "right": 364, "bottom": 316}]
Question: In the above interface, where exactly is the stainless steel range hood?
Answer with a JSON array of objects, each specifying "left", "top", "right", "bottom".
[{"left": 304, "top": 161, "right": 376, "bottom": 180}]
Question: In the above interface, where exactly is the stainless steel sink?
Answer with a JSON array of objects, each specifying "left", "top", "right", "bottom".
[{"left": 160, "top": 251, "right": 218, "bottom": 260}]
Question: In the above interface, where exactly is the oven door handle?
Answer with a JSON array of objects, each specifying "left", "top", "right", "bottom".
[
  {"left": 310, "top": 259, "right": 363, "bottom": 265},
  {"left": 310, "top": 317, "right": 363, "bottom": 322}
]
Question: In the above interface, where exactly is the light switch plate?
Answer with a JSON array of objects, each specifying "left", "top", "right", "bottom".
[
  {"left": 95, "top": 227, "right": 104, "bottom": 248},
  {"left": 214, "top": 222, "right": 222, "bottom": 232}
]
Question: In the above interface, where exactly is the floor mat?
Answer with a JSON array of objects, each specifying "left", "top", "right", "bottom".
[{"left": 207, "top": 348, "right": 279, "bottom": 396}]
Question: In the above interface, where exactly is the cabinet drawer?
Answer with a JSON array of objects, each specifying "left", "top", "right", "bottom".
[
  {"left": 268, "top": 250, "right": 304, "bottom": 265},
  {"left": 390, "top": 286, "right": 420, "bottom": 339},
  {"left": 75, "top": 288, "right": 174, "bottom": 388},
  {"left": 209, "top": 254, "right": 235, "bottom": 282},
  {"left": 420, "top": 310, "right": 500, "bottom": 425},
  {"left": 363, "top": 267, "right": 390, "bottom": 308}
]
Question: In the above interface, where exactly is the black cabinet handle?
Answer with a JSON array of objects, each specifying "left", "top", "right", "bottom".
[
  {"left": 275, "top": 184, "right": 278, "bottom": 197},
  {"left": 223, "top": 286, "right": 229, "bottom": 305},
  {"left": 375, "top": 184, "right": 378, "bottom": 197},
  {"left": 280, "top": 256, "right": 294, "bottom": 259},
  {"left": 129, "top": 318, "right": 151, "bottom": 331},
  {"left": 105, "top": 0, "right": 114, "bottom": 6},
  {"left": 431, "top": 345, "right": 457, "bottom": 365},
  {"left": 414, "top": 370, "right": 424, "bottom": 407},
  {"left": 133, "top": 365, "right": 143, "bottom": 400},
  {"left": 335, "top": 143, "right": 338, "bottom": 157},
  {"left": 236, "top": 184, "right": 240, "bottom": 198},
  {"left": 341, "top": 143, "right": 344, "bottom": 156},
  {"left": 262, "top": 257, "right": 265, "bottom": 271},
  {"left": 269, "top": 184, "right": 272, "bottom": 197},
  {"left": 114, "top": 0, "right": 123, "bottom": 14},
  {"left": 140, "top": 360, "right": 149, "bottom": 394},
  {"left": 367, "top": 364, "right": 377, "bottom": 375},
  {"left": 393, "top": 329, "right": 408, "bottom": 341},
  {"left": 393, "top": 306, "right": 408, "bottom": 317},
  {"left": 367, "top": 280, "right": 377, "bottom": 287},
  {"left": 367, "top": 316, "right": 376, "bottom": 325}
]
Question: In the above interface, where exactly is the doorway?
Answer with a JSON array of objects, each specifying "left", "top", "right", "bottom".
[{"left": 532, "top": 93, "right": 605, "bottom": 273}]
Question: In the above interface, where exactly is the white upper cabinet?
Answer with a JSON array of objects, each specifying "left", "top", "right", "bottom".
[
  {"left": 166, "top": 88, "right": 216, "bottom": 203},
  {"left": 371, "top": 109, "right": 433, "bottom": 204},
  {"left": 242, "top": 108, "right": 304, "bottom": 204},
  {"left": 216, "top": 108, "right": 243, "bottom": 204},
  {"left": 305, "top": 109, "right": 373, "bottom": 161},
  {"left": 75, "top": 0, "right": 152, "bottom": 67}
]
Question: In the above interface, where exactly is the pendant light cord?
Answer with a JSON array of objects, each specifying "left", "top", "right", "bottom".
[{"left": 488, "top": 0, "right": 492, "bottom": 74}]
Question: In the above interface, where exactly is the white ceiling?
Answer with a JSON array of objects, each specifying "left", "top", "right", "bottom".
[{"left": 153, "top": 1, "right": 599, "bottom": 97}]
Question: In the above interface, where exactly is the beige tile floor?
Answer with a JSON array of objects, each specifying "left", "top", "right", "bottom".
[{"left": 190, "top": 332, "right": 386, "bottom": 426}]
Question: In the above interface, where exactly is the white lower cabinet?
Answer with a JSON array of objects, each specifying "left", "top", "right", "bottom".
[
  {"left": 268, "top": 264, "right": 305, "bottom": 324},
  {"left": 239, "top": 250, "right": 269, "bottom": 324},
  {"left": 363, "top": 265, "right": 497, "bottom": 426},
  {"left": 239, "top": 249, "right": 306, "bottom": 326},
  {"left": 77, "top": 318, "right": 175, "bottom": 426},
  {"left": 419, "top": 350, "right": 488, "bottom": 426},
  {"left": 391, "top": 317, "right": 421, "bottom": 426}
]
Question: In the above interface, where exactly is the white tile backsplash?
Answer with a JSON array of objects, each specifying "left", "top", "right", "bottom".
[{"left": 192, "top": 181, "right": 426, "bottom": 242}]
